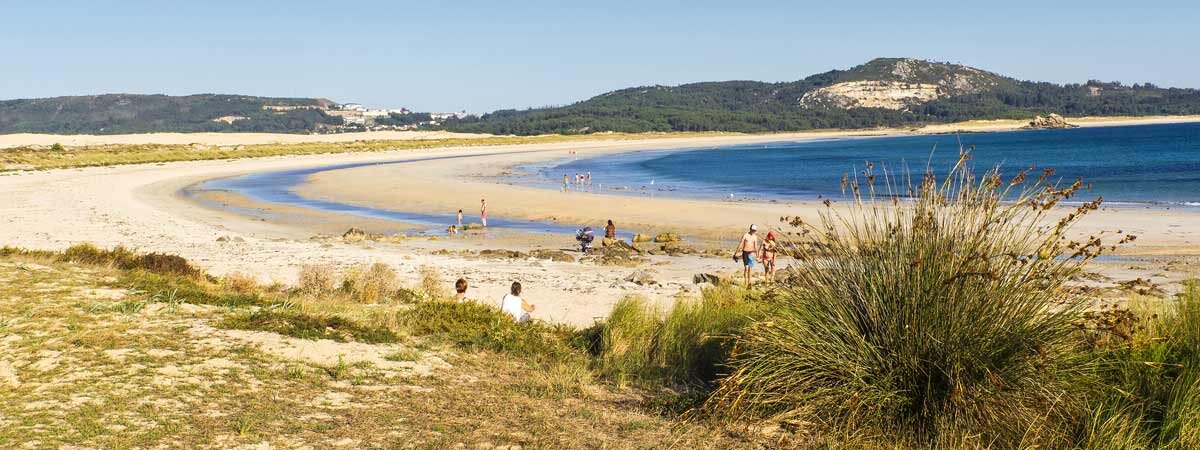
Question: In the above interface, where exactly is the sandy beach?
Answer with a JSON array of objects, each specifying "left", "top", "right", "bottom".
[{"left": 3, "top": 124, "right": 1199, "bottom": 326}]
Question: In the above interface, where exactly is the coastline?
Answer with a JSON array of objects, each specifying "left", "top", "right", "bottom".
[
  {"left": 1, "top": 123, "right": 1198, "bottom": 327},
  {"left": 4, "top": 113, "right": 1200, "bottom": 150}
]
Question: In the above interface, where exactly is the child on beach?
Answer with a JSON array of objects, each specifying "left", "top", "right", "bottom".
[
  {"left": 500, "top": 281, "right": 534, "bottom": 323},
  {"left": 480, "top": 199, "right": 487, "bottom": 227},
  {"left": 457, "top": 209, "right": 463, "bottom": 227},
  {"left": 454, "top": 278, "right": 468, "bottom": 302}
]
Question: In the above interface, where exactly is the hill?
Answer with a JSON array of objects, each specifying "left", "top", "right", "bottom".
[
  {"left": 0, "top": 94, "right": 344, "bottom": 134},
  {"left": 442, "top": 58, "right": 1200, "bottom": 134}
]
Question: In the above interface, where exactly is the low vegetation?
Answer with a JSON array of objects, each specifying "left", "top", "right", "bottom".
[
  {"left": 4, "top": 157, "right": 1197, "bottom": 447},
  {"left": 0, "top": 247, "right": 735, "bottom": 448}
]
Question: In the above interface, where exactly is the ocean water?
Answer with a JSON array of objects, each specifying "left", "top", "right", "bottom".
[
  {"left": 539, "top": 123, "right": 1200, "bottom": 205},
  {"left": 187, "top": 153, "right": 631, "bottom": 237}
]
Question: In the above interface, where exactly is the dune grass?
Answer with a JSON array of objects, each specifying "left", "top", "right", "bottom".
[
  {"left": 1079, "top": 282, "right": 1200, "bottom": 449},
  {"left": 0, "top": 249, "right": 736, "bottom": 448},
  {"left": 9, "top": 196, "right": 1196, "bottom": 449},
  {"left": 595, "top": 284, "right": 761, "bottom": 394},
  {"left": 707, "top": 154, "right": 1126, "bottom": 448},
  {"left": 221, "top": 309, "right": 399, "bottom": 343}
]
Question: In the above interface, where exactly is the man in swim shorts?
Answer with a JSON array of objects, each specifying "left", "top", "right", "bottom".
[{"left": 733, "top": 224, "right": 761, "bottom": 287}]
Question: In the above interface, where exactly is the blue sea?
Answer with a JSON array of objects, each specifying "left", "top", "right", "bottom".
[{"left": 536, "top": 123, "right": 1200, "bottom": 206}]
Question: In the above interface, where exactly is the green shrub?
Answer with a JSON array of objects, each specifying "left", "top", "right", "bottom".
[
  {"left": 709, "top": 159, "right": 1111, "bottom": 448},
  {"left": 221, "top": 309, "right": 398, "bottom": 344},
  {"left": 397, "top": 301, "right": 579, "bottom": 363}
]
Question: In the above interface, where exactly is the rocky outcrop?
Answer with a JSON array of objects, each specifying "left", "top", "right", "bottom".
[
  {"left": 799, "top": 58, "right": 1004, "bottom": 111},
  {"left": 1026, "top": 113, "right": 1077, "bottom": 129},
  {"left": 800, "top": 80, "right": 943, "bottom": 110}
]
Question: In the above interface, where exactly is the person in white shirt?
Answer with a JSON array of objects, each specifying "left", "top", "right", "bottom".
[{"left": 500, "top": 281, "right": 534, "bottom": 323}]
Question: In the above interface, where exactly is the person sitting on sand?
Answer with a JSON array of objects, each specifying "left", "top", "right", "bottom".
[
  {"left": 448, "top": 225, "right": 458, "bottom": 236},
  {"left": 500, "top": 281, "right": 534, "bottom": 323},
  {"left": 762, "top": 231, "right": 778, "bottom": 283},
  {"left": 454, "top": 278, "right": 469, "bottom": 302},
  {"left": 733, "top": 224, "right": 761, "bottom": 286}
]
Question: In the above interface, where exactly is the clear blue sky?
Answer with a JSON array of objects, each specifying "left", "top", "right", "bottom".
[{"left": 3, "top": 1, "right": 1198, "bottom": 112}]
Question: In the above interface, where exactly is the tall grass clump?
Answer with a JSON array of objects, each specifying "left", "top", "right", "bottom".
[
  {"left": 1080, "top": 281, "right": 1200, "bottom": 449},
  {"left": 61, "top": 243, "right": 200, "bottom": 277},
  {"left": 597, "top": 296, "right": 661, "bottom": 384},
  {"left": 296, "top": 263, "right": 337, "bottom": 295},
  {"left": 418, "top": 265, "right": 449, "bottom": 301},
  {"left": 343, "top": 262, "right": 399, "bottom": 303},
  {"left": 597, "top": 286, "right": 760, "bottom": 389},
  {"left": 710, "top": 154, "right": 1124, "bottom": 448}
]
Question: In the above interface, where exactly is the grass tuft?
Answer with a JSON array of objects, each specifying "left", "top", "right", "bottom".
[
  {"left": 220, "top": 309, "right": 398, "bottom": 344},
  {"left": 708, "top": 156, "right": 1112, "bottom": 448},
  {"left": 296, "top": 263, "right": 337, "bottom": 295},
  {"left": 343, "top": 262, "right": 399, "bottom": 303}
]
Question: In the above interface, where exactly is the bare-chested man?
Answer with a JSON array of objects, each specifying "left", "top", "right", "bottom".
[{"left": 733, "top": 224, "right": 762, "bottom": 286}]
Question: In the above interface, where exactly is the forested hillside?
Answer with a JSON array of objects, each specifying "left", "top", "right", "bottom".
[
  {"left": 441, "top": 58, "right": 1200, "bottom": 135},
  {"left": 0, "top": 94, "right": 343, "bottom": 134}
]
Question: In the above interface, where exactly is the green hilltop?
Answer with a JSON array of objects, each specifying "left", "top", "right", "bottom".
[
  {"left": 0, "top": 94, "right": 343, "bottom": 134},
  {"left": 441, "top": 58, "right": 1200, "bottom": 134},
  {"left": 4, "top": 59, "right": 1199, "bottom": 136}
]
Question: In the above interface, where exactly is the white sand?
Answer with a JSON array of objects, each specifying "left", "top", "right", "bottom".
[{"left": 2, "top": 129, "right": 1197, "bottom": 326}]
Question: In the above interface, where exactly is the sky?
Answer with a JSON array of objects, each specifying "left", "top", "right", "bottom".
[{"left": 3, "top": 1, "right": 1198, "bottom": 113}]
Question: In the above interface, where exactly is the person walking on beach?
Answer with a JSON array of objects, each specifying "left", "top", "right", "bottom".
[
  {"left": 586, "top": 171, "right": 592, "bottom": 186},
  {"left": 762, "top": 231, "right": 778, "bottom": 283},
  {"left": 563, "top": 174, "right": 569, "bottom": 191},
  {"left": 733, "top": 224, "right": 762, "bottom": 287},
  {"left": 457, "top": 209, "right": 464, "bottom": 227},
  {"left": 500, "top": 281, "right": 534, "bottom": 323},
  {"left": 480, "top": 199, "right": 488, "bottom": 227}
]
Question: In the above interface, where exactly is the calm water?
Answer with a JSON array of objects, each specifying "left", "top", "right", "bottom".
[
  {"left": 540, "top": 123, "right": 1200, "bottom": 205},
  {"left": 186, "top": 152, "right": 633, "bottom": 237}
]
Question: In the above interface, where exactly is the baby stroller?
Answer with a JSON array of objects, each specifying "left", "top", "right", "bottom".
[{"left": 576, "top": 226, "right": 595, "bottom": 253}]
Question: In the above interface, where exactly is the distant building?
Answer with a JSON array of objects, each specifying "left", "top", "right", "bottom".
[
  {"left": 430, "top": 110, "right": 470, "bottom": 120},
  {"left": 211, "top": 115, "right": 249, "bottom": 124},
  {"left": 340, "top": 103, "right": 366, "bottom": 112}
]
